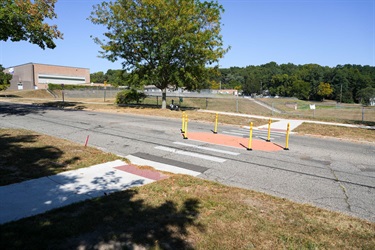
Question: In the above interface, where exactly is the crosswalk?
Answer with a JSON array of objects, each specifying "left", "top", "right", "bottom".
[
  {"left": 222, "top": 127, "right": 285, "bottom": 141},
  {"left": 127, "top": 140, "right": 240, "bottom": 176},
  {"left": 127, "top": 128, "right": 286, "bottom": 177}
]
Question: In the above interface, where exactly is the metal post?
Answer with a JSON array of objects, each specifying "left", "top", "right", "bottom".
[
  {"left": 213, "top": 113, "right": 218, "bottom": 134},
  {"left": 284, "top": 123, "right": 290, "bottom": 150},
  {"left": 183, "top": 115, "right": 188, "bottom": 139},
  {"left": 181, "top": 112, "right": 185, "bottom": 133},
  {"left": 362, "top": 106, "right": 364, "bottom": 123},
  {"left": 266, "top": 118, "right": 271, "bottom": 142},
  {"left": 247, "top": 122, "right": 253, "bottom": 151}
]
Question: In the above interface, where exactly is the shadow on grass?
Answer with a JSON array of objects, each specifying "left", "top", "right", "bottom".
[
  {"left": 0, "top": 187, "right": 203, "bottom": 249},
  {"left": 0, "top": 132, "right": 80, "bottom": 186},
  {"left": 0, "top": 94, "right": 20, "bottom": 98},
  {"left": 0, "top": 102, "right": 86, "bottom": 117},
  {"left": 117, "top": 103, "right": 199, "bottom": 111},
  {"left": 35, "top": 101, "right": 87, "bottom": 110},
  {"left": 348, "top": 120, "right": 375, "bottom": 127}
]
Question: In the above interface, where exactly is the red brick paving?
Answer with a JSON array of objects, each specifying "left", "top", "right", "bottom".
[
  {"left": 115, "top": 165, "right": 169, "bottom": 181},
  {"left": 185, "top": 132, "right": 284, "bottom": 152}
]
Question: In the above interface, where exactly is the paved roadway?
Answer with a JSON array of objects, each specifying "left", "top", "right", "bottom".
[{"left": 0, "top": 102, "right": 374, "bottom": 222}]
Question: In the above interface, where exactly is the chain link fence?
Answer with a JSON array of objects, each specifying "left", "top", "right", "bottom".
[{"left": 56, "top": 87, "right": 375, "bottom": 124}]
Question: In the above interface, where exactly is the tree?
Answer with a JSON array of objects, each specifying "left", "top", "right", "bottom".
[
  {"left": 0, "top": 65, "right": 12, "bottom": 91},
  {"left": 0, "top": 0, "right": 63, "bottom": 49},
  {"left": 90, "top": 71, "right": 106, "bottom": 83},
  {"left": 89, "top": 0, "right": 228, "bottom": 109},
  {"left": 317, "top": 82, "right": 333, "bottom": 101},
  {"left": 356, "top": 87, "right": 375, "bottom": 106}
]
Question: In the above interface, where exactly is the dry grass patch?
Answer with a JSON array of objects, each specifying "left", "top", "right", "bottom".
[
  {"left": 1, "top": 175, "right": 374, "bottom": 249},
  {"left": 0, "top": 129, "right": 122, "bottom": 186},
  {"left": 295, "top": 123, "right": 375, "bottom": 143}
]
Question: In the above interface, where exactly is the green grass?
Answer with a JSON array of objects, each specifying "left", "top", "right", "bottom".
[
  {"left": 1, "top": 175, "right": 374, "bottom": 249},
  {"left": 0, "top": 129, "right": 123, "bottom": 186}
]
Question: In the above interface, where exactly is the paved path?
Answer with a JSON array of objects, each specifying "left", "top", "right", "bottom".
[
  {"left": 0, "top": 160, "right": 195, "bottom": 224},
  {"left": 199, "top": 110, "right": 375, "bottom": 130}
]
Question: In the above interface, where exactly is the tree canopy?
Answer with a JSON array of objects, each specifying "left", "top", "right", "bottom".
[
  {"left": 89, "top": 0, "right": 228, "bottom": 108},
  {"left": 0, "top": 65, "right": 12, "bottom": 91},
  {"left": 218, "top": 63, "right": 375, "bottom": 103},
  {"left": 0, "top": 0, "right": 63, "bottom": 49}
]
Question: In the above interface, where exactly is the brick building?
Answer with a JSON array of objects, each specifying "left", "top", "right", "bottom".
[{"left": 3, "top": 63, "right": 90, "bottom": 90}]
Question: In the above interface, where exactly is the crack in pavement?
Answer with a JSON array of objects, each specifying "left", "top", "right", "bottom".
[{"left": 326, "top": 162, "right": 352, "bottom": 212}]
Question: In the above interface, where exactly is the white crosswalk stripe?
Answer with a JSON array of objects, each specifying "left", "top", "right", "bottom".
[
  {"left": 222, "top": 128, "right": 285, "bottom": 140},
  {"left": 173, "top": 142, "right": 240, "bottom": 156},
  {"left": 155, "top": 146, "right": 227, "bottom": 163}
]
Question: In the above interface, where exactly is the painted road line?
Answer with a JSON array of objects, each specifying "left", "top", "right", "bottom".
[
  {"left": 126, "top": 154, "right": 205, "bottom": 176},
  {"left": 173, "top": 141, "right": 240, "bottom": 156},
  {"left": 155, "top": 146, "right": 226, "bottom": 163}
]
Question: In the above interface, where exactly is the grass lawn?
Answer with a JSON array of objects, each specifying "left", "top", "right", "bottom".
[
  {"left": 0, "top": 129, "right": 123, "bottom": 186},
  {"left": 0, "top": 128, "right": 374, "bottom": 249}
]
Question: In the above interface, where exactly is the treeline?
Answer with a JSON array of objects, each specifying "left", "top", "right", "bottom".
[
  {"left": 90, "top": 62, "right": 375, "bottom": 104},
  {"left": 217, "top": 62, "right": 375, "bottom": 104}
]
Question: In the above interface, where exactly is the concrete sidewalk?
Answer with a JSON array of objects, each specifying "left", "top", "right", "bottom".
[
  {"left": 256, "top": 119, "right": 304, "bottom": 132},
  {"left": 199, "top": 110, "right": 375, "bottom": 131},
  {"left": 0, "top": 160, "right": 182, "bottom": 224}
]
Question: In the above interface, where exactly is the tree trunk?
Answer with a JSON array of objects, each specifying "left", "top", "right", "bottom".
[{"left": 161, "top": 88, "right": 167, "bottom": 109}]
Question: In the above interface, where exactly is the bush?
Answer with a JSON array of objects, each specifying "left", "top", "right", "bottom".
[{"left": 116, "top": 89, "right": 147, "bottom": 104}]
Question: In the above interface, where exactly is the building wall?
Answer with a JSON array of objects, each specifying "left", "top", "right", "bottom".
[
  {"left": 34, "top": 64, "right": 90, "bottom": 89},
  {"left": 4, "top": 63, "right": 90, "bottom": 90},
  {"left": 4, "top": 63, "right": 34, "bottom": 90}
]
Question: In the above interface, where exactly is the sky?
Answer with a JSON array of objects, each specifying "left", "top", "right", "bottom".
[{"left": 0, "top": 0, "right": 374, "bottom": 73}]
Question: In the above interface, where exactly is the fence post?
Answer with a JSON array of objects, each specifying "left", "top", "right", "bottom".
[{"left": 362, "top": 106, "right": 364, "bottom": 123}]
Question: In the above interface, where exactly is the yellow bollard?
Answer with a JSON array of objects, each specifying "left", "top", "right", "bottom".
[
  {"left": 213, "top": 113, "right": 218, "bottom": 134},
  {"left": 181, "top": 112, "right": 185, "bottom": 133},
  {"left": 183, "top": 115, "right": 188, "bottom": 139},
  {"left": 284, "top": 123, "right": 290, "bottom": 150},
  {"left": 266, "top": 118, "right": 272, "bottom": 142},
  {"left": 247, "top": 122, "right": 253, "bottom": 151}
]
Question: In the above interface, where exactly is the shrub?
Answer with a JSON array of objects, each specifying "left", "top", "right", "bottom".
[{"left": 116, "top": 89, "right": 147, "bottom": 104}]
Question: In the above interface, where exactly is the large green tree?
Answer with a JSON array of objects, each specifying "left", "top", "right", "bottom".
[
  {"left": 0, "top": 65, "right": 12, "bottom": 90},
  {"left": 89, "top": 0, "right": 228, "bottom": 108},
  {"left": 0, "top": 0, "right": 63, "bottom": 49}
]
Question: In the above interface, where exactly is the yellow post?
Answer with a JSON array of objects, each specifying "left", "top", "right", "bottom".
[
  {"left": 266, "top": 118, "right": 272, "bottom": 142},
  {"left": 183, "top": 115, "right": 188, "bottom": 139},
  {"left": 181, "top": 112, "right": 185, "bottom": 133},
  {"left": 284, "top": 123, "right": 290, "bottom": 150},
  {"left": 247, "top": 122, "right": 253, "bottom": 151},
  {"left": 213, "top": 113, "right": 218, "bottom": 134}
]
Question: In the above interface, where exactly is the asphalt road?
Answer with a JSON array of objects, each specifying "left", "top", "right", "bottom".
[{"left": 1, "top": 102, "right": 374, "bottom": 222}]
